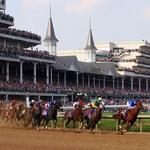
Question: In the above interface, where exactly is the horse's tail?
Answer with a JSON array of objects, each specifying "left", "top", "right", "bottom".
[
  {"left": 112, "top": 114, "right": 118, "bottom": 119},
  {"left": 112, "top": 113, "right": 122, "bottom": 119}
]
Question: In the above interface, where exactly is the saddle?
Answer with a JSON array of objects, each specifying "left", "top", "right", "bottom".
[
  {"left": 121, "top": 109, "right": 131, "bottom": 120},
  {"left": 84, "top": 109, "right": 95, "bottom": 119}
]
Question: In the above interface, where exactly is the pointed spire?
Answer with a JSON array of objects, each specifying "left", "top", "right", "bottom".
[
  {"left": 84, "top": 18, "right": 97, "bottom": 51},
  {"left": 43, "top": 2, "right": 58, "bottom": 43}
]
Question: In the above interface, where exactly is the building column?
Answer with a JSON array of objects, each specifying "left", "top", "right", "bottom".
[
  {"left": 103, "top": 75, "right": 106, "bottom": 88},
  {"left": 122, "top": 77, "right": 125, "bottom": 90},
  {"left": 113, "top": 76, "right": 115, "bottom": 89},
  {"left": 33, "top": 62, "right": 37, "bottom": 84},
  {"left": 138, "top": 78, "right": 141, "bottom": 91},
  {"left": 20, "top": 61, "right": 23, "bottom": 84},
  {"left": 31, "top": 46, "right": 33, "bottom": 51},
  {"left": 6, "top": 62, "right": 9, "bottom": 82},
  {"left": 4, "top": 39, "right": 6, "bottom": 47},
  {"left": 99, "top": 76, "right": 100, "bottom": 88},
  {"left": 76, "top": 72, "right": 79, "bottom": 86},
  {"left": 82, "top": 74, "right": 84, "bottom": 87},
  {"left": 57, "top": 72, "right": 60, "bottom": 85},
  {"left": 117, "top": 78, "right": 119, "bottom": 89},
  {"left": 5, "top": 94, "right": 8, "bottom": 102},
  {"left": 50, "top": 67, "right": 53, "bottom": 85},
  {"left": 46, "top": 64, "right": 49, "bottom": 85},
  {"left": 17, "top": 41, "right": 20, "bottom": 49},
  {"left": 64, "top": 71, "right": 66, "bottom": 87},
  {"left": 131, "top": 77, "right": 133, "bottom": 90},
  {"left": 93, "top": 76, "right": 95, "bottom": 88},
  {"left": 2, "top": 66, "right": 4, "bottom": 74},
  {"left": 88, "top": 75, "right": 90, "bottom": 88},
  {"left": 146, "top": 79, "right": 149, "bottom": 91}
]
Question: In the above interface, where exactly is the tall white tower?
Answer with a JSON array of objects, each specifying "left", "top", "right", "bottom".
[{"left": 43, "top": 4, "right": 58, "bottom": 55}]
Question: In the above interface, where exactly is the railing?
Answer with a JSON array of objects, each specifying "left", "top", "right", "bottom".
[
  {"left": 102, "top": 114, "right": 150, "bottom": 133},
  {"left": 58, "top": 111, "right": 150, "bottom": 133}
]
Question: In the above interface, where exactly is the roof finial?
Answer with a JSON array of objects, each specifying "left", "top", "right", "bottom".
[
  {"left": 50, "top": 1, "right": 52, "bottom": 18},
  {"left": 89, "top": 16, "right": 91, "bottom": 29}
]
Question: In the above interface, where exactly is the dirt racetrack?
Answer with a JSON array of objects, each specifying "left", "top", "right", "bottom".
[{"left": 0, "top": 125, "right": 150, "bottom": 150}]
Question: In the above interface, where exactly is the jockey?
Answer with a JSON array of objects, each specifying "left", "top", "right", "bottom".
[
  {"left": 91, "top": 97, "right": 102, "bottom": 109},
  {"left": 10, "top": 99, "right": 17, "bottom": 109},
  {"left": 35, "top": 99, "right": 43, "bottom": 109},
  {"left": 127, "top": 99, "right": 137, "bottom": 109},
  {"left": 122, "top": 99, "right": 137, "bottom": 118},
  {"left": 42, "top": 101, "right": 50, "bottom": 116},
  {"left": 29, "top": 100, "right": 35, "bottom": 108},
  {"left": 73, "top": 99, "right": 84, "bottom": 109},
  {"left": 45, "top": 101, "right": 50, "bottom": 109},
  {"left": 73, "top": 101, "right": 80, "bottom": 109},
  {"left": 48, "top": 100, "right": 55, "bottom": 109}
]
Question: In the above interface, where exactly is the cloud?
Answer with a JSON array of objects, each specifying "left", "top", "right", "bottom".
[
  {"left": 66, "top": 0, "right": 104, "bottom": 14},
  {"left": 22, "top": 0, "right": 49, "bottom": 10},
  {"left": 144, "top": 7, "right": 150, "bottom": 19}
]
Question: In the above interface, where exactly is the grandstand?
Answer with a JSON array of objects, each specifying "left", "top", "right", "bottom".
[{"left": 0, "top": 1, "right": 150, "bottom": 105}]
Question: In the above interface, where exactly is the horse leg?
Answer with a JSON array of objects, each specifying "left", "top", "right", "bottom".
[
  {"left": 90, "top": 123, "right": 96, "bottom": 133},
  {"left": 79, "top": 120, "right": 83, "bottom": 129},
  {"left": 61, "top": 118, "right": 65, "bottom": 128},
  {"left": 37, "top": 116, "right": 42, "bottom": 131},
  {"left": 24, "top": 118, "right": 31, "bottom": 128},
  {"left": 44, "top": 118, "right": 49, "bottom": 130},
  {"left": 83, "top": 116, "right": 90, "bottom": 129},
  {"left": 124, "top": 122, "right": 131, "bottom": 132},
  {"left": 53, "top": 119, "right": 57, "bottom": 128},
  {"left": 73, "top": 120, "right": 76, "bottom": 130},
  {"left": 65, "top": 119, "right": 71, "bottom": 128},
  {"left": 118, "top": 119, "right": 122, "bottom": 132},
  {"left": 40, "top": 116, "right": 45, "bottom": 126}
]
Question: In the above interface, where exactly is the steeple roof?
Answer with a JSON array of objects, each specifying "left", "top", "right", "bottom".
[
  {"left": 43, "top": 16, "right": 58, "bottom": 43},
  {"left": 84, "top": 28, "right": 97, "bottom": 51}
]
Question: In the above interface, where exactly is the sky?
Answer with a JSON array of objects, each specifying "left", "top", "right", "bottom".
[{"left": 6, "top": 0, "right": 150, "bottom": 50}]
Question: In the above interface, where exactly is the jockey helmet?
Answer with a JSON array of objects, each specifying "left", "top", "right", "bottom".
[
  {"left": 98, "top": 97, "right": 102, "bottom": 100},
  {"left": 31, "top": 100, "right": 35, "bottom": 103}
]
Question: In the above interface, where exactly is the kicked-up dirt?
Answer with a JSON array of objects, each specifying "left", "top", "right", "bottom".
[{"left": 0, "top": 125, "right": 150, "bottom": 150}]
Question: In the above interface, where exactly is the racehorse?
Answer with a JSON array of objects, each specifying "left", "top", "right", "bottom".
[
  {"left": 15, "top": 103, "right": 27, "bottom": 126},
  {"left": 62, "top": 105, "right": 83, "bottom": 130},
  {"left": 32, "top": 106, "right": 43, "bottom": 130},
  {"left": 42, "top": 101, "right": 62, "bottom": 129},
  {"left": 24, "top": 107, "right": 35, "bottom": 128},
  {"left": 1, "top": 103, "right": 18, "bottom": 124},
  {"left": 113, "top": 100, "right": 143, "bottom": 134},
  {"left": 81, "top": 102, "right": 105, "bottom": 132}
]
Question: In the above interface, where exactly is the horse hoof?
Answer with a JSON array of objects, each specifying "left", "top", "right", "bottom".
[
  {"left": 37, "top": 127, "right": 40, "bottom": 131},
  {"left": 122, "top": 129, "right": 127, "bottom": 132}
]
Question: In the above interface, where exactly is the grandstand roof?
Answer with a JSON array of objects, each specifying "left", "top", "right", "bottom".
[
  {"left": 52, "top": 57, "right": 68, "bottom": 71},
  {"left": 96, "top": 63, "right": 119, "bottom": 76},
  {"left": 54, "top": 56, "right": 83, "bottom": 72},
  {"left": 79, "top": 62, "right": 102, "bottom": 74},
  {"left": 53, "top": 56, "right": 119, "bottom": 76}
]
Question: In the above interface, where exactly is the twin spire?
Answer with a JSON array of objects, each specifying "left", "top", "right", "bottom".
[
  {"left": 84, "top": 17, "right": 97, "bottom": 51},
  {"left": 43, "top": 3, "right": 58, "bottom": 44},
  {"left": 43, "top": 3, "right": 97, "bottom": 54}
]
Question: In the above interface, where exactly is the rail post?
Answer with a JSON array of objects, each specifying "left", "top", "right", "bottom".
[
  {"left": 139, "top": 118, "right": 143, "bottom": 132},
  {"left": 115, "top": 120, "right": 119, "bottom": 132}
]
